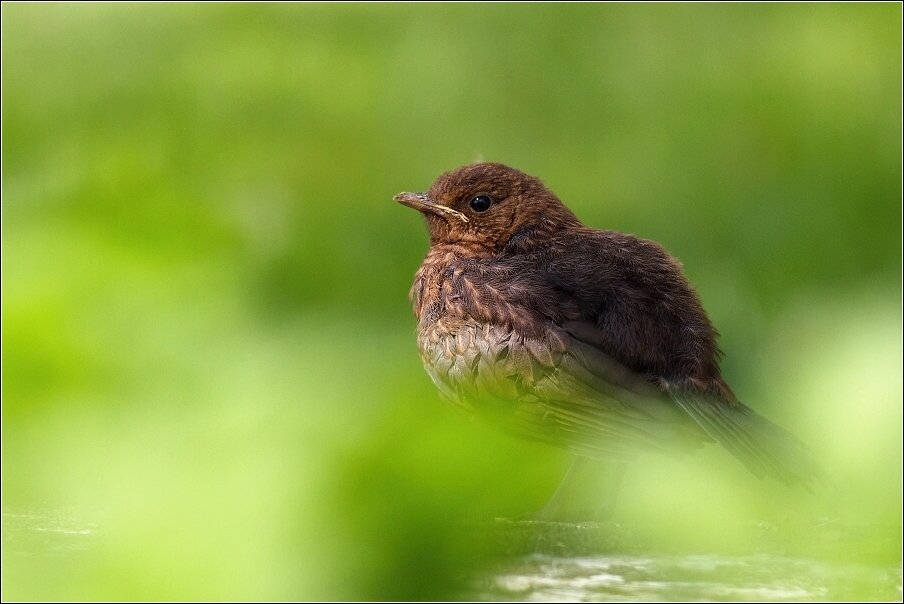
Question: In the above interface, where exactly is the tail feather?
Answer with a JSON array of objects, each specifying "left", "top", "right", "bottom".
[{"left": 670, "top": 390, "right": 820, "bottom": 487}]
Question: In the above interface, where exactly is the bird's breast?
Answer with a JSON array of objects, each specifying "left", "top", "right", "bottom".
[
  {"left": 417, "top": 321, "right": 526, "bottom": 409},
  {"left": 409, "top": 254, "right": 595, "bottom": 441},
  {"left": 415, "top": 318, "right": 579, "bottom": 436}
]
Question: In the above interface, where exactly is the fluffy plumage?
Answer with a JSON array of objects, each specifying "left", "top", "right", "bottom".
[{"left": 396, "top": 162, "right": 818, "bottom": 486}]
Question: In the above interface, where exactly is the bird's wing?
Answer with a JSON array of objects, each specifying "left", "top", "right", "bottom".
[
  {"left": 562, "top": 320, "right": 820, "bottom": 487},
  {"left": 535, "top": 334, "right": 712, "bottom": 459}
]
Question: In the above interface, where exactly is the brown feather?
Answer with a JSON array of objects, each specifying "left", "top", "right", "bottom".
[{"left": 399, "top": 162, "right": 819, "bottom": 486}]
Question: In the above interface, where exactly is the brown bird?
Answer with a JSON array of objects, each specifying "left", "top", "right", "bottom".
[{"left": 395, "top": 163, "right": 818, "bottom": 517}]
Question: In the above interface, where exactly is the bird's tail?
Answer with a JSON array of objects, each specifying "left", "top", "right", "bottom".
[{"left": 670, "top": 390, "right": 821, "bottom": 487}]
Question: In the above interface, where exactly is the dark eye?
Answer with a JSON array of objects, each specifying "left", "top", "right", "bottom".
[{"left": 469, "top": 195, "right": 493, "bottom": 212}]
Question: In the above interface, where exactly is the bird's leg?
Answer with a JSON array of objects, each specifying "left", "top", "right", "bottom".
[
  {"left": 537, "top": 458, "right": 629, "bottom": 521},
  {"left": 592, "top": 461, "right": 628, "bottom": 520},
  {"left": 537, "top": 456, "right": 588, "bottom": 520}
]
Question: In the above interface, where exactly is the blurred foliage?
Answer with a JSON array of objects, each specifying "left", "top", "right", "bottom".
[{"left": 2, "top": 3, "right": 901, "bottom": 600}]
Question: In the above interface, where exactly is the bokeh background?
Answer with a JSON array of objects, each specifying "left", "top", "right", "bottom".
[{"left": 2, "top": 4, "right": 900, "bottom": 600}]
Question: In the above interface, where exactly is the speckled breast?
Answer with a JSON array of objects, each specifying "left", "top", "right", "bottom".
[{"left": 415, "top": 319, "right": 576, "bottom": 445}]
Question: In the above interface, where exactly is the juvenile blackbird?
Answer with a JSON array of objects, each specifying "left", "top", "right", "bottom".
[{"left": 394, "top": 163, "right": 818, "bottom": 507}]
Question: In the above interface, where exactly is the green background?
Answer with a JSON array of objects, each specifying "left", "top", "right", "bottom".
[{"left": 3, "top": 4, "right": 901, "bottom": 600}]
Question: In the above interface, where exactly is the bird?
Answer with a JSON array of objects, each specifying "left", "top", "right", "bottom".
[{"left": 394, "top": 162, "right": 819, "bottom": 518}]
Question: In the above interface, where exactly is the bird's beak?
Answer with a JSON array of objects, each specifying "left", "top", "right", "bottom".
[{"left": 394, "top": 192, "right": 470, "bottom": 223}]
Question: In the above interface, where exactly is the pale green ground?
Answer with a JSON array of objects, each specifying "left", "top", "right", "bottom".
[{"left": 2, "top": 4, "right": 901, "bottom": 600}]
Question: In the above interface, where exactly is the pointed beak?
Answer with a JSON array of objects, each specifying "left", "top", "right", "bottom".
[{"left": 394, "top": 192, "right": 470, "bottom": 223}]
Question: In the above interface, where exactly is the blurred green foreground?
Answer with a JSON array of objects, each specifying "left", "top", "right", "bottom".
[{"left": 2, "top": 4, "right": 901, "bottom": 600}]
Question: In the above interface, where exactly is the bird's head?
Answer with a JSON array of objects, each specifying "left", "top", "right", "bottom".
[{"left": 395, "top": 163, "right": 580, "bottom": 254}]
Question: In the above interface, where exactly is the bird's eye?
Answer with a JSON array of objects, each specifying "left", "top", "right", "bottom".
[{"left": 469, "top": 195, "right": 493, "bottom": 213}]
